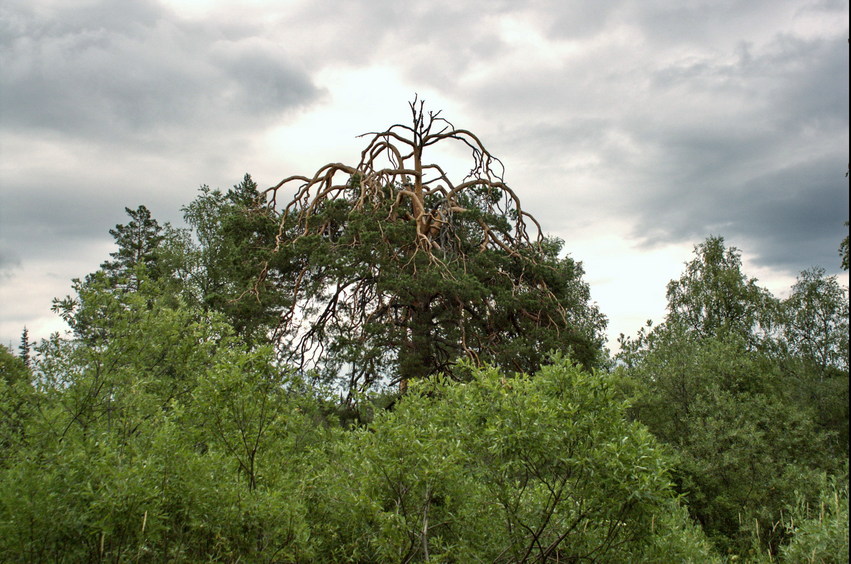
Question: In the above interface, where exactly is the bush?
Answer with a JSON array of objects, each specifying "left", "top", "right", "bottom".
[
  {"left": 304, "top": 357, "right": 718, "bottom": 562},
  {"left": 781, "top": 474, "right": 849, "bottom": 564}
]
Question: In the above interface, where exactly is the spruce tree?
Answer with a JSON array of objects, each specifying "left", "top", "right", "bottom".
[
  {"left": 17, "top": 327, "right": 30, "bottom": 368},
  {"left": 101, "top": 205, "right": 165, "bottom": 289}
]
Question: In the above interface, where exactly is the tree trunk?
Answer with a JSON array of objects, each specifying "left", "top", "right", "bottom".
[{"left": 399, "top": 299, "right": 434, "bottom": 392}]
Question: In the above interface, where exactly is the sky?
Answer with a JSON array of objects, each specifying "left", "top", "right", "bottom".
[{"left": 0, "top": 0, "right": 848, "bottom": 352}]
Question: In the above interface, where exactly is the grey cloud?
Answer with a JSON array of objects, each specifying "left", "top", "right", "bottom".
[
  {"left": 621, "top": 128, "right": 848, "bottom": 271},
  {"left": 0, "top": 0, "right": 319, "bottom": 145},
  {"left": 0, "top": 144, "right": 221, "bottom": 271},
  {"left": 282, "top": 0, "right": 623, "bottom": 94},
  {"left": 24, "top": 0, "right": 165, "bottom": 36},
  {"left": 766, "top": 36, "right": 849, "bottom": 132},
  {"left": 534, "top": 0, "right": 624, "bottom": 40},
  {"left": 807, "top": 0, "right": 846, "bottom": 9},
  {"left": 452, "top": 3, "right": 848, "bottom": 278},
  {"left": 650, "top": 33, "right": 848, "bottom": 130},
  {"left": 626, "top": 0, "right": 797, "bottom": 47},
  {"left": 495, "top": 118, "right": 613, "bottom": 162},
  {"left": 0, "top": 247, "right": 21, "bottom": 280},
  {"left": 622, "top": 30, "right": 847, "bottom": 253},
  {"left": 286, "top": 0, "right": 519, "bottom": 83},
  {"left": 724, "top": 160, "right": 849, "bottom": 272},
  {"left": 214, "top": 46, "right": 318, "bottom": 116},
  {"left": 1, "top": 188, "right": 145, "bottom": 276},
  {"left": 281, "top": 0, "right": 405, "bottom": 65},
  {"left": 3, "top": 184, "right": 126, "bottom": 246}
]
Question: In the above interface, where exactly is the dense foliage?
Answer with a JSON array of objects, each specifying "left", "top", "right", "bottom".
[
  {"left": 1, "top": 108, "right": 847, "bottom": 561},
  {"left": 0, "top": 292, "right": 712, "bottom": 561},
  {"left": 616, "top": 236, "right": 849, "bottom": 560},
  {"left": 3, "top": 219, "right": 847, "bottom": 564}
]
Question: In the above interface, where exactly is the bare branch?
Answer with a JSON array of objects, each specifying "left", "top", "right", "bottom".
[{"left": 257, "top": 99, "right": 599, "bottom": 394}]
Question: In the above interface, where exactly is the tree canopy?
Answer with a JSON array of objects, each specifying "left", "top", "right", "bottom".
[
  {"left": 261, "top": 99, "right": 606, "bottom": 394},
  {"left": 616, "top": 236, "right": 849, "bottom": 558}
]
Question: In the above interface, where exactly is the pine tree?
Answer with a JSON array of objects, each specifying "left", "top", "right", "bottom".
[{"left": 260, "top": 99, "right": 606, "bottom": 394}]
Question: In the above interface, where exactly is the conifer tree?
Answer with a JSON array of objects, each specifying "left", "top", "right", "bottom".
[
  {"left": 261, "top": 99, "right": 606, "bottom": 394},
  {"left": 178, "top": 174, "right": 286, "bottom": 345},
  {"left": 17, "top": 327, "right": 30, "bottom": 368},
  {"left": 101, "top": 205, "right": 165, "bottom": 289}
]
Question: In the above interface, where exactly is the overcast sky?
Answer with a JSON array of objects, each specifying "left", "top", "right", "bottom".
[{"left": 1, "top": 0, "right": 848, "bottom": 351}]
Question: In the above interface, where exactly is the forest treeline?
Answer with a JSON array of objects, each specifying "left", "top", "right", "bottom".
[{"left": 1, "top": 107, "right": 848, "bottom": 562}]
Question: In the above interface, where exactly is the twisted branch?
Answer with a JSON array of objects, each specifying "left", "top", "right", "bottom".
[{"left": 258, "top": 98, "right": 577, "bottom": 390}]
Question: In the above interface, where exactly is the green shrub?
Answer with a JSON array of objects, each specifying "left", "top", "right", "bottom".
[
  {"left": 304, "top": 357, "right": 719, "bottom": 562},
  {"left": 781, "top": 474, "right": 849, "bottom": 564}
]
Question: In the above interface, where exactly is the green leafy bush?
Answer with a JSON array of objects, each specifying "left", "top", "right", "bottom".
[
  {"left": 781, "top": 474, "right": 849, "bottom": 564},
  {"left": 304, "top": 357, "right": 718, "bottom": 562}
]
